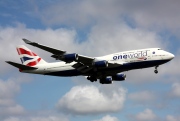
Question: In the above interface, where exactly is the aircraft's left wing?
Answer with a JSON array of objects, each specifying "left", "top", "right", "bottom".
[{"left": 23, "top": 39, "right": 66, "bottom": 55}]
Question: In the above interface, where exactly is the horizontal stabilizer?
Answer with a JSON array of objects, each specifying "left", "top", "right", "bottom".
[{"left": 6, "top": 61, "right": 38, "bottom": 70}]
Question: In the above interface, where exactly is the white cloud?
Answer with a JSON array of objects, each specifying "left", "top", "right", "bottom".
[
  {"left": 135, "top": 109, "right": 157, "bottom": 121},
  {"left": 38, "top": 0, "right": 123, "bottom": 27},
  {"left": 0, "top": 104, "right": 25, "bottom": 116},
  {"left": 166, "top": 115, "right": 180, "bottom": 121},
  {"left": 81, "top": 23, "right": 165, "bottom": 56},
  {"left": 3, "top": 115, "right": 69, "bottom": 121},
  {"left": 0, "top": 76, "right": 31, "bottom": 118},
  {"left": 0, "top": 78, "right": 20, "bottom": 96},
  {"left": 56, "top": 85, "right": 126, "bottom": 115},
  {"left": 34, "top": 0, "right": 180, "bottom": 32},
  {"left": 3, "top": 117, "right": 20, "bottom": 121},
  {"left": 92, "top": 115, "right": 119, "bottom": 121},
  {"left": 170, "top": 82, "right": 180, "bottom": 97},
  {"left": 0, "top": 98, "right": 14, "bottom": 106},
  {"left": 161, "top": 52, "right": 180, "bottom": 77},
  {"left": 127, "top": 0, "right": 180, "bottom": 30},
  {"left": 0, "top": 78, "right": 20, "bottom": 106},
  {"left": 1, "top": 110, "right": 69, "bottom": 121},
  {"left": 0, "top": 76, "right": 31, "bottom": 106},
  {"left": 128, "top": 91, "right": 156, "bottom": 103},
  {"left": 29, "top": 116, "right": 68, "bottom": 121}
]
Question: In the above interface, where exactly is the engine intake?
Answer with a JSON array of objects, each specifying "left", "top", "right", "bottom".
[
  {"left": 93, "top": 60, "right": 108, "bottom": 67},
  {"left": 112, "top": 73, "right": 126, "bottom": 81}
]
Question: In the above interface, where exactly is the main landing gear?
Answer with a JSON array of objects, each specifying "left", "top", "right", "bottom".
[
  {"left": 87, "top": 76, "right": 97, "bottom": 82},
  {"left": 154, "top": 66, "right": 158, "bottom": 74}
]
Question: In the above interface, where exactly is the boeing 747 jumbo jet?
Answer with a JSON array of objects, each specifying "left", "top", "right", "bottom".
[{"left": 6, "top": 39, "right": 175, "bottom": 84}]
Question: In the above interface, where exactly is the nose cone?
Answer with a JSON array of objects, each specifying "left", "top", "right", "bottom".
[{"left": 168, "top": 53, "right": 175, "bottom": 60}]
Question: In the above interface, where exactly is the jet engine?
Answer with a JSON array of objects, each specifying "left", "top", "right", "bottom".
[
  {"left": 100, "top": 77, "right": 112, "bottom": 84},
  {"left": 51, "top": 53, "right": 78, "bottom": 63},
  {"left": 52, "top": 53, "right": 78, "bottom": 62},
  {"left": 63, "top": 53, "right": 78, "bottom": 61},
  {"left": 112, "top": 73, "right": 126, "bottom": 81},
  {"left": 93, "top": 60, "right": 108, "bottom": 67}
]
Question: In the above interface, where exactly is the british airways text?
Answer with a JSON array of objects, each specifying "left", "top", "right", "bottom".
[{"left": 113, "top": 50, "right": 148, "bottom": 60}]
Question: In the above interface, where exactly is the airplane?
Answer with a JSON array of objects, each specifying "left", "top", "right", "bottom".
[{"left": 6, "top": 39, "right": 175, "bottom": 84}]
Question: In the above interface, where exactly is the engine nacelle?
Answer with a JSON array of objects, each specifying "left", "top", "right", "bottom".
[
  {"left": 112, "top": 73, "right": 126, "bottom": 81},
  {"left": 63, "top": 53, "right": 78, "bottom": 62},
  {"left": 100, "top": 77, "right": 112, "bottom": 84},
  {"left": 93, "top": 60, "right": 108, "bottom": 67}
]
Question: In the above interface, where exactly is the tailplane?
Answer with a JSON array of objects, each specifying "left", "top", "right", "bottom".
[
  {"left": 16, "top": 45, "right": 47, "bottom": 67},
  {"left": 6, "top": 61, "right": 37, "bottom": 70}
]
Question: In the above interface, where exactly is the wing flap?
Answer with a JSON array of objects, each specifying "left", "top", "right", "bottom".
[
  {"left": 108, "top": 61, "right": 124, "bottom": 67},
  {"left": 72, "top": 63, "right": 93, "bottom": 73},
  {"left": 77, "top": 55, "right": 94, "bottom": 65},
  {"left": 6, "top": 61, "right": 37, "bottom": 70}
]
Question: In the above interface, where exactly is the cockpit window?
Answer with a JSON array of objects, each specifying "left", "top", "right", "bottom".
[{"left": 158, "top": 48, "right": 162, "bottom": 50}]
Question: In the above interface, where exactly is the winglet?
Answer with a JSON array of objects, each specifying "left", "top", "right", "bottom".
[
  {"left": 22, "top": 38, "right": 39, "bottom": 47},
  {"left": 21, "top": 38, "right": 66, "bottom": 55},
  {"left": 22, "top": 38, "right": 32, "bottom": 44}
]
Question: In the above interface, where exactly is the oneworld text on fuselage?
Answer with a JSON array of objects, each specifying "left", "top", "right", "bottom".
[{"left": 113, "top": 50, "right": 148, "bottom": 60}]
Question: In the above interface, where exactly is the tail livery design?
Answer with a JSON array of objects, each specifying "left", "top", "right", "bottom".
[{"left": 16, "top": 45, "right": 47, "bottom": 67}]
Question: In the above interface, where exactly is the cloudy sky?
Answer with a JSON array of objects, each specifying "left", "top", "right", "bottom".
[{"left": 0, "top": 0, "right": 180, "bottom": 121}]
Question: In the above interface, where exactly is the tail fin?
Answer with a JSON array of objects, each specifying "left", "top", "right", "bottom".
[{"left": 16, "top": 45, "right": 47, "bottom": 67}]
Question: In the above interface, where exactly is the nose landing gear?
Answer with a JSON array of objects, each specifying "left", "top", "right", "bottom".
[{"left": 154, "top": 66, "right": 158, "bottom": 74}]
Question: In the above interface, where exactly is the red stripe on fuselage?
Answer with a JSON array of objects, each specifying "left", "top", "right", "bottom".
[
  {"left": 26, "top": 58, "right": 41, "bottom": 66},
  {"left": 17, "top": 48, "right": 37, "bottom": 56}
]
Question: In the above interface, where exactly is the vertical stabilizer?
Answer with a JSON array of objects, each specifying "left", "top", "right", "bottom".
[{"left": 16, "top": 45, "right": 47, "bottom": 67}]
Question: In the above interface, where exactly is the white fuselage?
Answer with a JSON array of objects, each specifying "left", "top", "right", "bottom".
[{"left": 22, "top": 48, "right": 174, "bottom": 76}]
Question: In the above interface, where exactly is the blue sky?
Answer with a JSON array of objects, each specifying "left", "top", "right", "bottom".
[{"left": 0, "top": 0, "right": 180, "bottom": 121}]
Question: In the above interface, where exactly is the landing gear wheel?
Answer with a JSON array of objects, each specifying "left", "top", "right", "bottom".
[
  {"left": 87, "top": 76, "right": 97, "bottom": 82},
  {"left": 154, "top": 66, "right": 159, "bottom": 74},
  {"left": 154, "top": 70, "right": 158, "bottom": 74}
]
